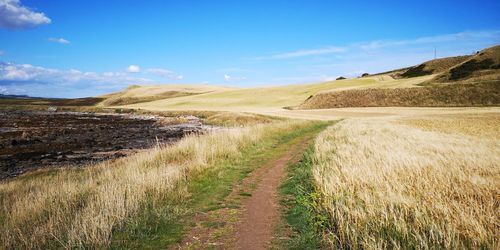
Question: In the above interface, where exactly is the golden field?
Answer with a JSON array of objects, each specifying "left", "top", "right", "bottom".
[{"left": 312, "top": 115, "right": 499, "bottom": 248}]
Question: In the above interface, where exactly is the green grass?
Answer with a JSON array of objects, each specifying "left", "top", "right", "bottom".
[
  {"left": 277, "top": 122, "right": 337, "bottom": 250},
  {"left": 109, "top": 121, "right": 331, "bottom": 249}
]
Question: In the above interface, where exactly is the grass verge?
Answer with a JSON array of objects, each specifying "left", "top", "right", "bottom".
[{"left": 277, "top": 145, "right": 332, "bottom": 250}]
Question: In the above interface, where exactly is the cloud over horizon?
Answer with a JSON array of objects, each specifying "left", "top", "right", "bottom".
[
  {"left": 0, "top": 62, "right": 186, "bottom": 97},
  {"left": 0, "top": 0, "right": 51, "bottom": 29},
  {"left": 0, "top": 62, "right": 153, "bottom": 97}
]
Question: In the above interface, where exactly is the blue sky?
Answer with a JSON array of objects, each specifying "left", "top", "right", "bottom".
[{"left": 0, "top": 0, "right": 499, "bottom": 98}]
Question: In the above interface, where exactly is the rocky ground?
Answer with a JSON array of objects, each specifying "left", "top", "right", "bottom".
[{"left": 0, "top": 110, "right": 208, "bottom": 179}]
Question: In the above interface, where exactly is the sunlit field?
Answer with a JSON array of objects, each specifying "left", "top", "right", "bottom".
[
  {"left": 312, "top": 116, "right": 499, "bottom": 248},
  {"left": 1, "top": 1, "right": 500, "bottom": 248}
]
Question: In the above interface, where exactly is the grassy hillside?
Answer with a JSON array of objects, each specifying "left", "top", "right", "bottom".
[
  {"left": 298, "top": 81, "right": 500, "bottom": 109},
  {"left": 370, "top": 55, "right": 471, "bottom": 79},
  {"left": 433, "top": 45, "right": 500, "bottom": 82},
  {"left": 399, "top": 55, "right": 471, "bottom": 78}
]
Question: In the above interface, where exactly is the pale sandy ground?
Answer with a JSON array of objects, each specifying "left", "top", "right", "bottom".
[
  {"left": 256, "top": 107, "right": 500, "bottom": 120},
  {"left": 127, "top": 105, "right": 500, "bottom": 121}
]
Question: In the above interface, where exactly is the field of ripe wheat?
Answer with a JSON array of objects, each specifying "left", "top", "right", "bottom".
[{"left": 312, "top": 115, "right": 499, "bottom": 248}]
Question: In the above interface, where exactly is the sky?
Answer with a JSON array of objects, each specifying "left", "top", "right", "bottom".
[{"left": 0, "top": 0, "right": 499, "bottom": 98}]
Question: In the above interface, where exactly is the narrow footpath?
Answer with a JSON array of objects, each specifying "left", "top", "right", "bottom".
[{"left": 173, "top": 138, "right": 311, "bottom": 249}]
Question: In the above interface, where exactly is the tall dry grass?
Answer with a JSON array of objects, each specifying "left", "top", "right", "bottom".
[
  {"left": 0, "top": 121, "right": 306, "bottom": 249},
  {"left": 313, "top": 118, "right": 499, "bottom": 249},
  {"left": 400, "top": 113, "right": 500, "bottom": 139}
]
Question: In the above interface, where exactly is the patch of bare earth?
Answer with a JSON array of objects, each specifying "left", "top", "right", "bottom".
[{"left": 172, "top": 139, "right": 310, "bottom": 249}]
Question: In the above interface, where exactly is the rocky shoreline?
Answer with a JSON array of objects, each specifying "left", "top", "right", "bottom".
[{"left": 0, "top": 110, "right": 211, "bottom": 180}]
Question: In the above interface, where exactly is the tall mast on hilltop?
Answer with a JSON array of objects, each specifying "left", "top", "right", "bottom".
[{"left": 434, "top": 46, "right": 437, "bottom": 59}]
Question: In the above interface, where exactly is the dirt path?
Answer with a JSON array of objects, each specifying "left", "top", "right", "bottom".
[
  {"left": 234, "top": 139, "right": 307, "bottom": 249},
  {"left": 173, "top": 138, "right": 310, "bottom": 249}
]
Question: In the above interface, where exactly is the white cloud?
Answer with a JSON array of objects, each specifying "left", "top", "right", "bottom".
[
  {"left": 0, "top": 0, "right": 51, "bottom": 29},
  {"left": 224, "top": 74, "right": 246, "bottom": 81},
  {"left": 127, "top": 65, "right": 140, "bottom": 73},
  {"left": 147, "top": 68, "right": 183, "bottom": 80},
  {"left": 0, "top": 50, "right": 4, "bottom": 55},
  {"left": 48, "top": 37, "right": 70, "bottom": 44}
]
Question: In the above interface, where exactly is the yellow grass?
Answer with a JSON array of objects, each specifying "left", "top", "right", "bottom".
[
  {"left": 401, "top": 113, "right": 500, "bottom": 139},
  {"left": 312, "top": 117, "right": 499, "bottom": 248},
  {"left": 247, "top": 106, "right": 500, "bottom": 121},
  {"left": 102, "top": 84, "right": 233, "bottom": 98},
  {"left": 0, "top": 121, "right": 308, "bottom": 249},
  {"left": 98, "top": 84, "right": 234, "bottom": 106}
]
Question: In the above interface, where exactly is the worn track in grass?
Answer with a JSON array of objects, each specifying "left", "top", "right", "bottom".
[{"left": 173, "top": 132, "right": 315, "bottom": 249}]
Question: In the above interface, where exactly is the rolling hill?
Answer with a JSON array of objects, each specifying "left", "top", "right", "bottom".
[
  {"left": 98, "top": 84, "right": 233, "bottom": 106},
  {"left": 432, "top": 45, "right": 500, "bottom": 83},
  {"left": 106, "top": 76, "right": 432, "bottom": 111},
  {"left": 96, "top": 45, "right": 500, "bottom": 112}
]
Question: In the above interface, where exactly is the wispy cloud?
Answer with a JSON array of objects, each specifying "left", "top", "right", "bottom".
[
  {"left": 358, "top": 30, "right": 500, "bottom": 50},
  {"left": 254, "top": 46, "right": 346, "bottom": 60},
  {"left": 48, "top": 37, "right": 70, "bottom": 44},
  {"left": 0, "top": 0, "right": 51, "bottom": 29},
  {"left": 0, "top": 50, "right": 4, "bottom": 56},
  {"left": 147, "top": 68, "right": 183, "bottom": 80},
  {"left": 126, "top": 65, "right": 140, "bottom": 73},
  {"left": 251, "top": 30, "right": 500, "bottom": 63}
]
